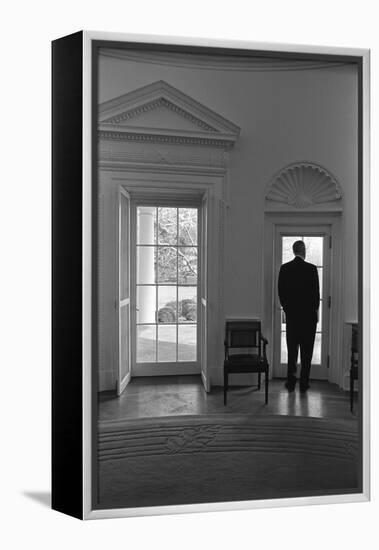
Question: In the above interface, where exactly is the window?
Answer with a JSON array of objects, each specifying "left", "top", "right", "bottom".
[{"left": 136, "top": 206, "right": 199, "bottom": 363}]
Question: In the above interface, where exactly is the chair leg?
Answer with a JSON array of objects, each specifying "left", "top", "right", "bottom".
[
  {"left": 350, "top": 372, "right": 354, "bottom": 412},
  {"left": 224, "top": 371, "right": 228, "bottom": 405},
  {"left": 258, "top": 372, "right": 261, "bottom": 390},
  {"left": 265, "top": 369, "right": 269, "bottom": 405}
]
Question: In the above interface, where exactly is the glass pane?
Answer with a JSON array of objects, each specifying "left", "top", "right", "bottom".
[
  {"left": 280, "top": 331, "right": 301, "bottom": 365},
  {"left": 178, "top": 325, "right": 197, "bottom": 361},
  {"left": 317, "top": 267, "right": 323, "bottom": 297},
  {"left": 281, "top": 308, "right": 286, "bottom": 331},
  {"left": 158, "top": 325, "right": 177, "bottom": 362},
  {"left": 157, "top": 286, "right": 177, "bottom": 323},
  {"left": 178, "top": 286, "right": 197, "bottom": 323},
  {"left": 317, "top": 301, "right": 323, "bottom": 331},
  {"left": 137, "top": 246, "right": 156, "bottom": 284},
  {"left": 157, "top": 247, "right": 177, "bottom": 283},
  {"left": 281, "top": 331, "right": 322, "bottom": 365},
  {"left": 281, "top": 331, "right": 288, "bottom": 364},
  {"left": 120, "top": 194, "right": 129, "bottom": 300},
  {"left": 303, "top": 236, "right": 323, "bottom": 266},
  {"left": 136, "top": 286, "right": 156, "bottom": 324},
  {"left": 282, "top": 236, "right": 301, "bottom": 264},
  {"left": 178, "top": 247, "right": 198, "bottom": 284},
  {"left": 137, "top": 207, "right": 156, "bottom": 245},
  {"left": 179, "top": 208, "right": 198, "bottom": 246},
  {"left": 158, "top": 207, "right": 177, "bottom": 245},
  {"left": 312, "top": 333, "right": 322, "bottom": 364},
  {"left": 137, "top": 325, "right": 156, "bottom": 362}
]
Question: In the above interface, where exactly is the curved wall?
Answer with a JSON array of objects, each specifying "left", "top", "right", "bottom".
[{"left": 98, "top": 51, "right": 358, "bottom": 388}]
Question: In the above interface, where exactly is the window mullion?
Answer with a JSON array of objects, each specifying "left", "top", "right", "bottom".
[{"left": 176, "top": 207, "right": 179, "bottom": 362}]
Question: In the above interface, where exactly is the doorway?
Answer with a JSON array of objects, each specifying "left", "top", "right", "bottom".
[
  {"left": 131, "top": 204, "right": 202, "bottom": 377},
  {"left": 111, "top": 176, "right": 223, "bottom": 394},
  {"left": 274, "top": 226, "right": 331, "bottom": 380}
]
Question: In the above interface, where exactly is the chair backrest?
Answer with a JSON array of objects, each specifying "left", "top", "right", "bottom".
[
  {"left": 225, "top": 320, "right": 261, "bottom": 355},
  {"left": 351, "top": 323, "right": 358, "bottom": 353}
]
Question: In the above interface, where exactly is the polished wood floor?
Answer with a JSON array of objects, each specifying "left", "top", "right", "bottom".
[{"left": 98, "top": 376, "right": 357, "bottom": 422}]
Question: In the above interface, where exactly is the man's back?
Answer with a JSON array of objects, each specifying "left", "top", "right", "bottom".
[{"left": 278, "top": 256, "right": 320, "bottom": 321}]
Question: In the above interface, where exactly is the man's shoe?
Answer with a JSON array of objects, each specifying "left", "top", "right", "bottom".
[
  {"left": 299, "top": 383, "right": 310, "bottom": 393},
  {"left": 285, "top": 380, "right": 296, "bottom": 392}
]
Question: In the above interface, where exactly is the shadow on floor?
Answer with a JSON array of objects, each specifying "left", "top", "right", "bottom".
[
  {"left": 22, "top": 491, "right": 51, "bottom": 508},
  {"left": 99, "top": 376, "right": 355, "bottom": 422}
]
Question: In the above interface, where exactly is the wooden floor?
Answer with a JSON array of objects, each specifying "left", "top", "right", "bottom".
[{"left": 98, "top": 376, "right": 358, "bottom": 422}]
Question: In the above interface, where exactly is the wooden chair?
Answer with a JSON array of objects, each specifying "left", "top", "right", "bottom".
[
  {"left": 350, "top": 323, "right": 358, "bottom": 413},
  {"left": 223, "top": 320, "right": 269, "bottom": 405}
]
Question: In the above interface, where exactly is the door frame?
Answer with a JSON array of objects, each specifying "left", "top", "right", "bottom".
[
  {"left": 263, "top": 211, "right": 344, "bottom": 386},
  {"left": 100, "top": 167, "right": 226, "bottom": 391},
  {"left": 273, "top": 225, "right": 331, "bottom": 380}
]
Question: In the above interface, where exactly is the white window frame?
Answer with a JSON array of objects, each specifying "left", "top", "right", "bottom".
[{"left": 131, "top": 200, "right": 202, "bottom": 376}]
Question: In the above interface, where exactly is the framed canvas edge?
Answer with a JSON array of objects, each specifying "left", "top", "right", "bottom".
[
  {"left": 81, "top": 30, "right": 370, "bottom": 520},
  {"left": 84, "top": 493, "right": 369, "bottom": 521}
]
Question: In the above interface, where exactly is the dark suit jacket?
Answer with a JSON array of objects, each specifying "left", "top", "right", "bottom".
[{"left": 278, "top": 256, "right": 320, "bottom": 324}]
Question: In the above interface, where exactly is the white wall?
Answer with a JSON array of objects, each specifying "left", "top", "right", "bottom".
[{"left": 98, "top": 52, "right": 358, "bottom": 389}]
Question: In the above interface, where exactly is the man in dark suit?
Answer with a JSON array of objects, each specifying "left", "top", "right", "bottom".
[{"left": 278, "top": 240, "right": 320, "bottom": 392}]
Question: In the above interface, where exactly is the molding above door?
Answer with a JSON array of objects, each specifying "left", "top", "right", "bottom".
[
  {"left": 265, "top": 162, "right": 343, "bottom": 211},
  {"left": 98, "top": 80, "right": 241, "bottom": 149}
]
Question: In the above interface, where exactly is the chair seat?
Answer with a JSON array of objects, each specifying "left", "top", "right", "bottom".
[{"left": 224, "top": 354, "right": 267, "bottom": 373}]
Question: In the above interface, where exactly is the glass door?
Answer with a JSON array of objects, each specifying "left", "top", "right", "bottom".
[
  {"left": 132, "top": 205, "right": 201, "bottom": 376},
  {"left": 117, "top": 187, "right": 131, "bottom": 395},
  {"left": 275, "top": 229, "right": 331, "bottom": 380}
]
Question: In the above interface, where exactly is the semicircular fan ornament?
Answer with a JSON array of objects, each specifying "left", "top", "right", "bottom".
[{"left": 266, "top": 162, "right": 342, "bottom": 208}]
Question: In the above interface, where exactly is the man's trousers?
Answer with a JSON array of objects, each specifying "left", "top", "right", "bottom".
[{"left": 285, "top": 315, "right": 317, "bottom": 386}]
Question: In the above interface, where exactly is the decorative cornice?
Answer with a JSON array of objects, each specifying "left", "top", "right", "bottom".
[
  {"left": 98, "top": 128, "right": 236, "bottom": 148},
  {"left": 98, "top": 160, "right": 227, "bottom": 176},
  {"left": 266, "top": 162, "right": 342, "bottom": 208},
  {"left": 99, "top": 138, "right": 227, "bottom": 169},
  {"left": 99, "top": 48, "right": 349, "bottom": 73},
  {"left": 102, "top": 97, "right": 217, "bottom": 132}
]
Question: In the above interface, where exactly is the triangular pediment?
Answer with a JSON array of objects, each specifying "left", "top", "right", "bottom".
[
  {"left": 98, "top": 80, "right": 240, "bottom": 147},
  {"left": 103, "top": 97, "right": 214, "bottom": 132}
]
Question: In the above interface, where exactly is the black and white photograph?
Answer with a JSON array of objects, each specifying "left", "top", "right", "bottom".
[
  {"left": 4, "top": 0, "right": 379, "bottom": 543},
  {"left": 92, "top": 38, "right": 366, "bottom": 511}
]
